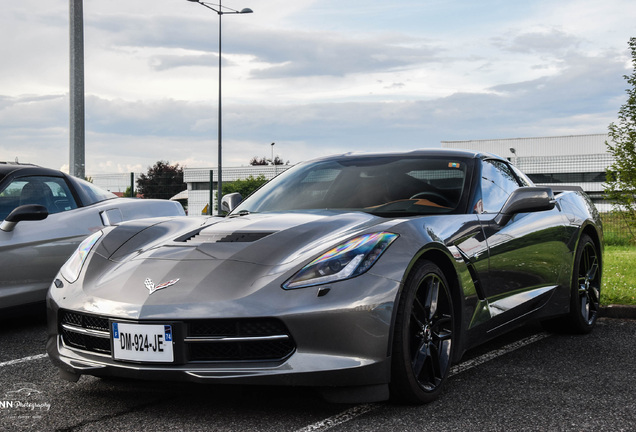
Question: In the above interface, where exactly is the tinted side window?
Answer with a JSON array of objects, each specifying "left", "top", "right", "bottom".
[
  {"left": 510, "top": 164, "right": 534, "bottom": 187},
  {"left": 0, "top": 176, "right": 79, "bottom": 220},
  {"left": 480, "top": 160, "right": 521, "bottom": 213}
]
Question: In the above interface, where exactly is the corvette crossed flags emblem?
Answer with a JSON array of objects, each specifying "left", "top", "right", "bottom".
[{"left": 144, "top": 278, "right": 180, "bottom": 295}]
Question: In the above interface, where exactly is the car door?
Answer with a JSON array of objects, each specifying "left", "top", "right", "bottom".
[
  {"left": 0, "top": 175, "right": 90, "bottom": 308},
  {"left": 476, "top": 159, "right": 570, "bottom": 322}
]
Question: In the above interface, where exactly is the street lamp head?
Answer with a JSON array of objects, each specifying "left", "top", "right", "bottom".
[{"left": 187, "top": 2, "right": 252, "bottom": 15}]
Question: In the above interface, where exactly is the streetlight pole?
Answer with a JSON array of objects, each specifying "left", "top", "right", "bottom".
[
  {"left": 271, "top": 142, "right": 275, "bottom": 175},
  {"left": 186, "top": 1, "right": 252, "bottom": 216}
]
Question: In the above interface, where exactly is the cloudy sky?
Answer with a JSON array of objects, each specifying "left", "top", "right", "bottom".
[{"left": 1, "top": 0, "right": 634, "bottom": 175}]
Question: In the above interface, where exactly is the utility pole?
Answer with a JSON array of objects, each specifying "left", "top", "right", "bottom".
[{"left": 69, "top": 0, "right": 85, "bottom": 178}]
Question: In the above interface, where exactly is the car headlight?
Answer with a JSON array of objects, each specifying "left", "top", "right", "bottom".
[
  {"left": 283, "top": 232, "right": 398, "bottom": 289},
  {"left": 60, "top": 231, "right": 103, "bottom": 283}
]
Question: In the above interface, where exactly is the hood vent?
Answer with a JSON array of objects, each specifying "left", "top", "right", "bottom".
[{"left": 183, "top": 231, "right": 275, "bottom": 244}]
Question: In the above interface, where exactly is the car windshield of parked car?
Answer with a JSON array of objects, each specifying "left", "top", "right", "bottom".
[{"left": 232, "top": 155, "right": 471, "bottom": 216}]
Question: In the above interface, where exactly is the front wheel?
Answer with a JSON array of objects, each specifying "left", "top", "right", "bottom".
[{"left": 390, "top": 260, "right": 454, "bottom": 404}]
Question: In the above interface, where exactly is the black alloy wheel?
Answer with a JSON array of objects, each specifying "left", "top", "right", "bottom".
[
  {"left": 573, "top": 234, "right": 601, "bottom": 333},
  {"left": 390, "top": 260, "right": 454, "bottom": 404},
  {"left": 542, "top": 233, "right": 601, "bottom": 334}
]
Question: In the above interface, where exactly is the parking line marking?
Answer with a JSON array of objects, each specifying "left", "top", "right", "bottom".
[
  {"left": 295, "top": 332, "right": 551, "bottom": 432},
  {"left": 449, "top": 332, "right": 550, "bottom": 376},
  {"left": 0, "top": 353, "right": 48, "bottom": 368},
  {"left": 295, "top": 403, "right": 380, "bottom": 432}
]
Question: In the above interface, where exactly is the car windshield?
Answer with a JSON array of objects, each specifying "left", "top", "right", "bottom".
[{"left": 232, "top": 155, "right": 472, "bottom": 216}]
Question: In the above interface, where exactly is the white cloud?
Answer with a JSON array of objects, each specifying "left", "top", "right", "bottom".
[{"left": 0, "top": 0, "right": 634, "bottom": 175}]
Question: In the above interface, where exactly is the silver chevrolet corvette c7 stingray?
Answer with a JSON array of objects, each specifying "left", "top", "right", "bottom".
[{"left": 46, "top": 149, "right": 603, "bottom": 404}]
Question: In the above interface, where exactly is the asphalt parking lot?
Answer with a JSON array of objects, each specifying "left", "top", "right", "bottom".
[{"left": 1, "top": 310, "right": 635, "bottom": 432}]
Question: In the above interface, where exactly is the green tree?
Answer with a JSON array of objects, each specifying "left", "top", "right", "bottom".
[
  {"left": 249, "top": 156, "right": 286, "bottom": 165},
  {"left": 137, "top": 161, "right": 185, "bottom": 200},
  {"left": 272, "top": 156, "right": 286, "bottom": 165},
  {"left": 605, "top": 37, "right": 636, "bottom": 241},
  {"left": 222, "top": 174, "right": 268, "bottom": 198}
]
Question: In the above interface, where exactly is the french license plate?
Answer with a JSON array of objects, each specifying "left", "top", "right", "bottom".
[{"left": 112, "top": 323, "right": 174, "bottom": 362}]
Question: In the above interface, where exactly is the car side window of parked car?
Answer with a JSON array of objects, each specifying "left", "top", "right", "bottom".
[
  {"left": 0, "top": 176, "right": 79, "bottom": 220},
  {"left": 480, "top": 160, "right": 521, "bottom": 213}
]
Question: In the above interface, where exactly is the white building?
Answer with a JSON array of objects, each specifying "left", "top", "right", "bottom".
[{"left": 442, "top": 134, "right": 612, "bottom": 205}]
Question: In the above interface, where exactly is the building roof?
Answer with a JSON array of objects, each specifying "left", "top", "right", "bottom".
[{"left": 442, "top": 134, "right": 608, "bottom": 158}]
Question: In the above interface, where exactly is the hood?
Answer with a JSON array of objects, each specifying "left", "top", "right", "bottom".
[
  {"left": 79, "top": 211, "right": 399, "bottom": 315},
  {"left": 181, "top": 211, "right": 387, "bottom": 266}
]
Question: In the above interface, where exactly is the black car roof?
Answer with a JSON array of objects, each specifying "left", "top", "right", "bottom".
[
  {"left": 0, "top": 163, "right": 32, "bottom": 175},
  {"left": 0, "top": 163, "right": 73, "bottom": 186},
  {"left": 309, "top": 148, "right": 505, "bottom": 163},
  {"left": 0, "top": 163, "right": 66, "bottom": 176}
]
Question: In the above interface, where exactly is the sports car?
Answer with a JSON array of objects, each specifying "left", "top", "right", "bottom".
[
  {"left": 0, "top": 162, "right": 185, "bottom": 312},
  {"left": 46, "top": 149, "right": 602, "bottom": 404}
]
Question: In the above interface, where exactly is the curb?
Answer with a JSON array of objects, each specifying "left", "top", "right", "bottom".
[{"left": 599, "top": 305, "right": 636, "bottom": 320}]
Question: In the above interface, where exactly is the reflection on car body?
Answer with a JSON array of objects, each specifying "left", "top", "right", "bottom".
[{"left": 46, "top": 149, "right": 602, "bottom": 404}]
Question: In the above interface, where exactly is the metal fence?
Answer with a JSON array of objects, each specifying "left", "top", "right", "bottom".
[
  {"left": 514, "top": 153, "right": 634, "bottom": 244},
  {"left": 90, "top": 173, "right": 139, "bottom": 197},
  {"left": 183, "top": 166, "right": 288, "bottom": 216},
  {"left": 90, "top": 172, "right": 185, "bottom": 201}
]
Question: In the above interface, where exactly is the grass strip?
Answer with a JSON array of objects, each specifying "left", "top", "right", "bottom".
[{"left": 602, "top": 245, "right": 636, "bottom": 305}]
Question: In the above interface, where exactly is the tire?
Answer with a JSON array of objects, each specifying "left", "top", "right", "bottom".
[
  {"left": 390, "top": 260, "right": 454, "bottom": 404},
  {"left": 543, "top": 234, "right": 601, "bottom": 334},
  {"left": 569, "top": 234, "right": 601, "bottom": 333}
]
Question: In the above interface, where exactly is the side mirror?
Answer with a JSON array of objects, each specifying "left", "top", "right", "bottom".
[
  {"left": 220, "top": 192, "right": 243, "bottom": 214},
  {"left": 0, "top": 204, "right": 49, "bottom": 232},
  {"left": 496, "top": 187, "right": 555, "bottom": 225}
]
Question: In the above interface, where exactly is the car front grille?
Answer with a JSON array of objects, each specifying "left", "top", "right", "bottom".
[
  {"left": 186, "top": 319, "right": 295, "bottom": 362},
  {"left": 59, "top": 311, "right": 295, "bottom": 363},
  {"left": 60, "top": 311, "right": 111, "bottom": 354}
]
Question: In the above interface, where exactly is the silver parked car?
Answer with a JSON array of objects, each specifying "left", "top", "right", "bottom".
[
  {"left": 46, "top": 150, "right": 602, "bottom": 404},
  {"left": 0, "top": 162, "right": 185, "bottom": 312}
]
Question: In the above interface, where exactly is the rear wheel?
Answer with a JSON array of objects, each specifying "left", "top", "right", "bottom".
[
  {"left": 543, "top": 234, "right": 600, "bottom": 334},
  {"left": 390, "top": 260, "right": 454, "bottom": 404},
  {"left": 570, "top": 234, "right": 601, "bottom": 333}
]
